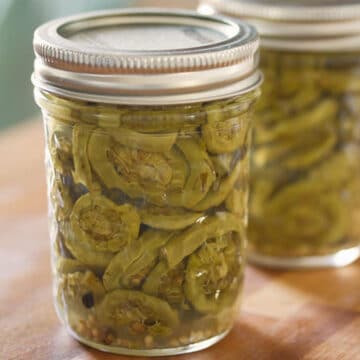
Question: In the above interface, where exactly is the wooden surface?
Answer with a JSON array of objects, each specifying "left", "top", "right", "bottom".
[{"left": 1, "top": 119, "right": 360, "bottom": 360}]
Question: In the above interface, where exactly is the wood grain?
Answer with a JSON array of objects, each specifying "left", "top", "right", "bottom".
[{"left": 1, "top": 119, "right": 359, "bottom": 360}]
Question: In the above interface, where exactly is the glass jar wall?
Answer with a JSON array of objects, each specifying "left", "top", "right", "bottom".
[
  {"left": 34, "top": 88, "right": 259, "bottom": 354},
  {"left": 199, "top": 0, "right": 360, "bottom": 268}
]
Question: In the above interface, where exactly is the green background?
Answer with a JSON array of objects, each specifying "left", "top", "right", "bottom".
[{"left": 0, "top": 0, "right": 133, "bottom": 130}]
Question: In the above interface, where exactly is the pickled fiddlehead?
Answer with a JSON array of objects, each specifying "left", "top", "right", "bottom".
[
  {"left": 72, "top": 124, "right": 101, "bottom": 192},
  {"left": 97, "top": 290, "right": 179, "bottom": 336},
  {"left": 139, "top": 205, "right": 204, "bottom": 230},
  {"left": 70, "top": 193, "right": 140, "bottom": 253},
  {"left": 185, "top": 232, "right": 243, "bottom": 314},
  {"left": 103, "top": 229, "right": 173, "bottom": 291},
  {"left": 57, "top": 270, "right": 105, "bottom": 321},
  {"left": 48, "top": 121, "right": 73, "bottom": 174}
]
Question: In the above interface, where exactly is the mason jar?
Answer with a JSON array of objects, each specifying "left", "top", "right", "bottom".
[
  {"left": 199, "top": 0, "right": 360, "bottom": 269},
  {"left": 32, "top": 9, "right": 261, "bottom": 356}
]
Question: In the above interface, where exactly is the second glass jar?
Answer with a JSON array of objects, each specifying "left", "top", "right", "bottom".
[
  {"left": 250, "top": 50, "right": 360, "bottom": 265},
  {"left": 200, "top": 0, "right": 360, "bottom": 268}
]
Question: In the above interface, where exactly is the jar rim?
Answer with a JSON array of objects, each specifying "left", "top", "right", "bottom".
[{"left": 32, "top": 8, "right": 261, "bottom": 105}]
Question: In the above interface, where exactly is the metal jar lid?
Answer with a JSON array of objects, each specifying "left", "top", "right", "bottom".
[
  {"left": 199, "top": 0, "right": 360, "bottom": 52},
  {"left": 32, "top": 8, "right": 261, "bottom": 105}
]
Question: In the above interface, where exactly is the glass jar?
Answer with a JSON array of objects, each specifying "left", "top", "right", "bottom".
[
  {"left": 32, "top": 9, "right": 261, "bottom": 356},
  {"left": 199, "top": 0, "right": 360, "bottom": 268}
]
